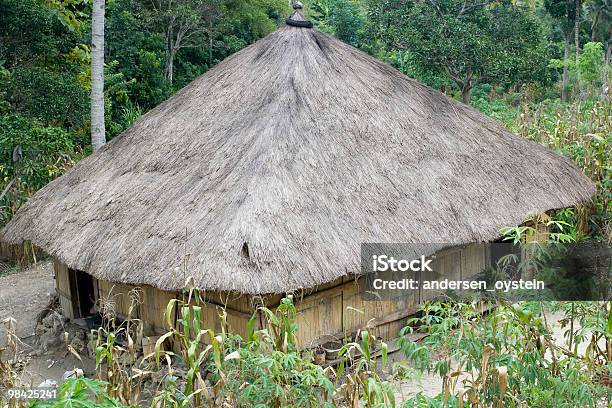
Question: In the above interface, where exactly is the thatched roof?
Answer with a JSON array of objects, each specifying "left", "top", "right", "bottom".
[{"left": 1, "top": 11, "right": 595, "bottom": 294}]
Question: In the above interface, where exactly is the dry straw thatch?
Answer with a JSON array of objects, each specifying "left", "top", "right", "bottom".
[{"left": 1, "top": 12, "right": 595, "bottom": 294}]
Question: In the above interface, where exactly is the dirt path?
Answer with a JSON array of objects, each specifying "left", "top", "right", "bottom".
[
  {"left": 0, "top": 261, "right": 55, "bottom": 341},
  {"left": 0, "top": 261, "right": 94, "bottom": 387}
]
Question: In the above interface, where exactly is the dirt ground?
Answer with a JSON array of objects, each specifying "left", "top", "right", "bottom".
[
  {"left": 392, "top": 309, "right": 578, "bottom": 400},
  {"left": 0, "top": 260, "right": 95, "bottom": 387},
  {"left": 0, "top": 262, "right": 600, "bottom": 400},
  {"left": 0, "top": 261, "right": 55, "bottom": 340}
]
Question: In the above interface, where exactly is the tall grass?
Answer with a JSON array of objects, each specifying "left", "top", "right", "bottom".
[
  {"left": 2, "top": 273, "right": 609, "bottom": 408},
  {"left": 475, "top": 93, "right": 611, "bottom": 241},
  {"left": 518, "top": 99, "right": 611, "bottom": 240}
]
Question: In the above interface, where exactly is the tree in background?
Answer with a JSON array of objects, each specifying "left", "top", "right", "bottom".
[
  {"left": 136, "top": 0, "right": 286, "bottom": 83},
  {"left": 309, "top": 0, "right": 367, "bottom": 47},
  {"left": 586, "top": 0, "right": 611, "bottom": 95},
  {"left": 544, "top": 0, "right": 577, "bottom": 101},
  {"left": 137, "top": 0, "right": 219, "bottom": 83},
  {"left": 367, "top": 0, "right": 549, "bottom": 103},
  {"left": 0, "top": 0, "right": 607, "bottom": 229},
  {"left": 91, "top": 0, "right": 106, "bottom": 151},
  {"left": 0, "top": 0, "right": 288, "bottom": 224}
]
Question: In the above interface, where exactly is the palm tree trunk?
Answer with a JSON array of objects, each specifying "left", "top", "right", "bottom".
[
  {"left": 574, "top": 0, "right": 580, "bottom": 65},
  {"left": 562, "top": 31, "right": 569, "bottom": 102},
  {"left": 209, "top": 17, "right": 213, "bottom": 64},
  {"left": 575, "top": 0, "right": 583, "bottom": 98},
  {"left": 604, "top": 42, "right": 611, "bottom": 99},
  {"left": 91, "top": 0, "right": 106, "bottom": 151}
]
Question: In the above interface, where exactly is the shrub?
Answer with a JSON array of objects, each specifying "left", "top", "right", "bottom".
[{"left": 0, "top": 113, "right": 80, "bottom": 224}]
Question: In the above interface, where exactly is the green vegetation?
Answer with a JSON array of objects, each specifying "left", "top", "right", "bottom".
[
  {"left": 33, "top": 377, "right": 128, "bottom": 408},
  {"left": 15, "top": 292, "right": 609, "bottom": 407},
  {"left": 399, "top": 301, "right": 610, "bottom": 407},
  {"left": 0, "top": 0, "right": 289, "bottom": 224},
  {"left": 0, "top": 0, "right": 609, "bottom": 407},
  {"left": 0, "top": 0, "right": 609, "bottom": 230},
  {"left": 367, "top": 0, "right": 550, "bottom": 103}
]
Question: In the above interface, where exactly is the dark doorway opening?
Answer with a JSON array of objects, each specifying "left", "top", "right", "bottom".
[{"left": 68, "top": 269, "right": 96, "bottom": 318}]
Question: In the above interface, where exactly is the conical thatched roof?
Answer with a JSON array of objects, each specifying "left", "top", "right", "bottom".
[{"left": 1, "top": 12, "right": 595, "bottom": 294}]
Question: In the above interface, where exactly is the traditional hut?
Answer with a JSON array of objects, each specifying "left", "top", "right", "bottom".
[{"left": 0, "top": 9, "right": 594, "bottom": 346}]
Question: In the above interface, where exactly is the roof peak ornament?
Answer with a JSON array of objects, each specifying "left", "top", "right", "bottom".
[{"left": 286, "top": 1, "right": 313, "bottom": 28}]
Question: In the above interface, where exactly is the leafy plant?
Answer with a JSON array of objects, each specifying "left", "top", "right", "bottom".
[
  {"left": 398, "top": 300, "right": 611, "bottom": 407},
  {"left": 337, "top": 330, "right": 394, "bottom": 407},
  {"left": 32, "top": 377, "right": 129, "bottom": 408},
  {"left": 91, "top": 287, "right": 148, "bottom": 406},
  {"left": 0, "top": 114, "right": 80, "bottom": 225}
]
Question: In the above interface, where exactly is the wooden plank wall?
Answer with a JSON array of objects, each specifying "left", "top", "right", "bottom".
[
  {"left": 140, "top": 286, "right": 178, "bottom": 334},
  {"left": 53, "top": 243, "right": 489, "bottom": 347},
  {"left": 54, "top": 260, "right": 75, "bottom": 319},
  {"left": 95, "top": 280, "right": 255, "bottom": 338},
  {"left": 461, "top": 243, "right": 489, "bottom": 279},
  {"left": 185, "top": 292, "right": 253, "bottom": 339},
  {"left": 294, "top": 243, "right": 488, "bottom": 346},
  {"left": 97, "top": 280, "right": 141, "bottom": 320},
  {"left": 295, "top": 284, "right": 344, "bottom": 347}
]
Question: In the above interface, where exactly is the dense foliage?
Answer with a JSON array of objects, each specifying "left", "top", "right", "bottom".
[
  {"left": 0, "top": 0, "right": 288, "bottom": 223},
  {"left": 0, "top": 2, "right": 609, "bottom": 407},
  {"left": 367, "top": 0, "right": 550, "bottom": 103},
  {"left": 400, "top": 301, "right": 611, "bottom": 407},
  {"left": 10, "top": 292, "right": 608, "bottom": 407},
  {"left": 0, "top": 0, "right": 609, "bottom": 229}
]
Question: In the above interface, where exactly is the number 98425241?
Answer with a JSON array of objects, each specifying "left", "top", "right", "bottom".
[{"left": 4, "top": 387, "right": 57, "bottom": 401}]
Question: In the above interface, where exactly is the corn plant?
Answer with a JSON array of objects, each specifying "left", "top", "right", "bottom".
[
  {"left": 32, "top": 377, "right": 128, "bottom": 408},
  {"left": 336, "top": 330, "right": 394, "bottom": 407},
  {"left": 148, "top": 281, "right": 220, "bottom": 407},
  {"left": 0, "top": 349, "right": 25, "bottom": 408},
  {"left": 208, "top": 296, "right": 335, "bottom": 407},
  {"left": 517, "top": 99, "right": 611, "bottom": 240},
  {"left": 0, "top": 317, "right": 28, "bottom": 408},
  {"left": 91, "top": 287, "right": 147, "bottom": 406},
  {"left": 398, "top": 300, "right": 611, "bottom": 407}
]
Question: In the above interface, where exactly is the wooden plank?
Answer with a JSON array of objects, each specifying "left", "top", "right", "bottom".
[
  {"left": 140, "top": 286, "right": 178, "bottom": 334},
  {"left": 178, "top": 296, "right": 251, "bottom": 343},
  {"left": 53, "top": 260, "right": 78, "bottom": 318},
  {"left": 461, "top": 243, "right": 487, "bottom": 279},
  {"left": 342, "top": 278, "right": 418, "bottom": 342},
  {"left": 53, "top": 260, "right": 71, "bottom": 296},
  {"left": 58, "top": 294, "right": 74, "bottom": 320},
  {"left": 420, "top": 247, "right": 461, "bottom": 302},
  {"left": 306, "top": 306, "right": 418, "bottom": 349},
  {"left": 296, "top": 288, "right": 343, "bottom": 347},
  {"left": 97, "top": 280, "right": 141, "bottom": 320},
  {"left": 199, "top": 291, "right": 255, "bottom": 314}
]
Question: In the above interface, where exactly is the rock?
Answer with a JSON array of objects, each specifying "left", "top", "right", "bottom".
[
  {"left": 62, "top": 368, "right": 83, "bottom": 380},
  {"left": 70, "top": 336, "right": 86, "bottom": 353},
  {"left": 38, "top": 379, "right": 57, "bottom": 388}
]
